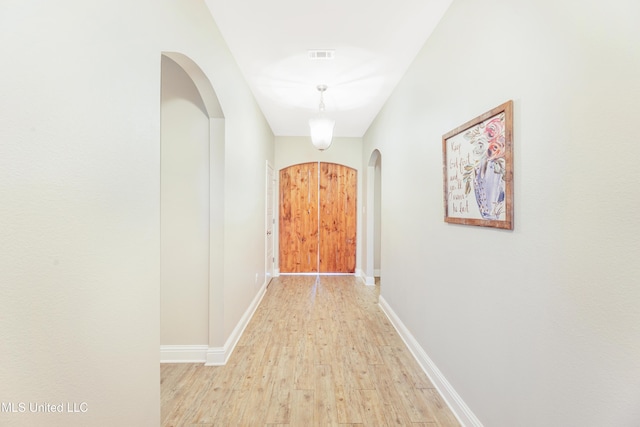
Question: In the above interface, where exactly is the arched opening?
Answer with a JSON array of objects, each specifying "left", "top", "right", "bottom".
[
  {"left": 160, "top": 52, "right": 225, "bottom": 363},
  {"left": 365, "top": 149, "right": 382, "bottom": 286}
]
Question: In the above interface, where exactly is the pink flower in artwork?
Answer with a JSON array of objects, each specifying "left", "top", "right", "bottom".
[
  {"left": 484, "top": 117, "right": 505, "bottom": 161},
  {"left": 485, "top": 117, "right": 504, "bottom": 140}
]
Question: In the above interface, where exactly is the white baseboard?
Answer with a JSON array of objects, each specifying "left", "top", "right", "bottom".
[
  {"left": 160, "top": 345, "right": 208, "bottom": 363},
  {"left": 355, "top": 268, "right": 376, "bottom": 286},
  {"left": 374, "top": 268, "right": 381, "bottom": 277},
  {"left": 355, "top": 269, "right": 366, "bottom": 284},
  {"left": 378, "top": 296, "right": 483, "bottom": 427},
  {"left": 205, "top": 346, "right": 226, "bottom": 366},
  {"left": 205, "top": 280, "right": 268, "bottom": 366}
]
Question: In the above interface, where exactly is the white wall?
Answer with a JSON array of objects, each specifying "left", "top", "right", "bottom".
[
  {"left": 160, "top": 55, "right": 210, "bottom": 346},
  {"left": 222, "top": 103, "right": 274, "bottom": 341},
  {"left": 274, "top": 136, "right": 364, "bottom": 275},
  {"left": 275, "top": 136, "right": 363, "bottom": 172},
  {"left": 0, "top": 0, "right": 273, "bottom": 425},
  {"left": 363, "top": 0, "right": 640, "bottom": 426}
]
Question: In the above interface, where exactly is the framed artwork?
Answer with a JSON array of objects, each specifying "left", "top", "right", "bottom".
[{"left": 442, "top": 100, "right": 513, "bottom": 229}]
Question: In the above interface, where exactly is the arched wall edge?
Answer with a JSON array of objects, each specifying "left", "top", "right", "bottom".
[
  {"left": 364, "top": 149, "right": 382, "bottom": 285},
  {"left": 162, "top": 51, "right": 224, "bottom": 119},
  {"left": 159, "top": 51, "right": 227, "bottom": 364}
]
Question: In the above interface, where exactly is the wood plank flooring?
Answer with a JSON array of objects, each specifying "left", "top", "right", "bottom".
[{"left": 161, "top": 275, "right": 460, "bottom": 427}]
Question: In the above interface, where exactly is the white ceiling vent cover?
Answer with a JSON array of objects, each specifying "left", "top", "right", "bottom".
[{"left": 308, "top": 50, "right": 335, "bottom": 60}]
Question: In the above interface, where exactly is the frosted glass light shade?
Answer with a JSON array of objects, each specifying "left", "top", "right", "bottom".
[{"left": 309, "top": 115, "right": 335, "bottom": 151}]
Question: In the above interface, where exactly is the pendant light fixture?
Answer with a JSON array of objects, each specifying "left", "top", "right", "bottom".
[{"left": 308, "top": 85, "right": 335, "bottom": 151}]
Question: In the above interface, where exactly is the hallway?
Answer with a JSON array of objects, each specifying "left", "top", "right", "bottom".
[{"left": 161, "top": 275, "right": 460, "bottom": 426}]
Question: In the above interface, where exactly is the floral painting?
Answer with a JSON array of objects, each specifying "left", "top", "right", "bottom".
[{"left": 442, "top": 101, "right": 513, "bottom": 229}]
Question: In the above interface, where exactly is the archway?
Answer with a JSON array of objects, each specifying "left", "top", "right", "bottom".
[
  {"left": 365, "top": 149, "right": 382, "bottom": 285},
  {"left": 159, "top": 52, "right": 226, "bottom": 363}
]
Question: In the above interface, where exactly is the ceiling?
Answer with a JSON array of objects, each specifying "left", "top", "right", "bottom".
[{"left": 204, "top": 0, "right": 452, "bottom": 138}]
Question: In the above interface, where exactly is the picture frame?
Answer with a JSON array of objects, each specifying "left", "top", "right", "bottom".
[{"left": 442, "top": 100, "right": 513, "bottom": 229}]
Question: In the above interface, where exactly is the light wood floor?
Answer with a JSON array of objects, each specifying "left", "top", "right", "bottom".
[{"left": 161, "top": 275, "right": 460, "bottom": 427}]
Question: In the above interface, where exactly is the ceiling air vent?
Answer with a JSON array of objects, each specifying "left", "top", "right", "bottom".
[{"left": 308, "top": 50, "right": 335, "bottom": 60}]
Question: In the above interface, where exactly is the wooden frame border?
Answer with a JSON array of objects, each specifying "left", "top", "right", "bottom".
[{"left": 442, "top": 100, "right": 513, "bottom": 229}]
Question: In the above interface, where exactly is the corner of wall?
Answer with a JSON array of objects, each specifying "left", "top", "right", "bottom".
[
  {"left": 205, "top": 280, "right": 268, "bottom": 366},
  {"left": 356, "top": 268, "right": 375, "bottom": 286}
]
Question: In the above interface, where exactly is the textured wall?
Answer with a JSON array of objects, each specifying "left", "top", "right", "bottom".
[
  {"left": 363, "top": 0, "right": 640, "bottom": 425},
  {"left": 0, "top": 0, "right": 273, "bottom": 425}
]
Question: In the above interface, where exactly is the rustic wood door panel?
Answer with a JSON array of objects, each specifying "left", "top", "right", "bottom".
[
  {"left": 319, "top": 163, "right": 357, "bottom": 273},
  {"left": 279, "top": 162, "right": 319, "bottom": 273},
  {"left": 279, "top": 162, "right": 356, "bottom": 274}
]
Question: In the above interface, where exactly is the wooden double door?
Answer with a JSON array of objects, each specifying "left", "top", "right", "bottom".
[{"left": 279, "top": 162, "right": 357, "bottom": 273}]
